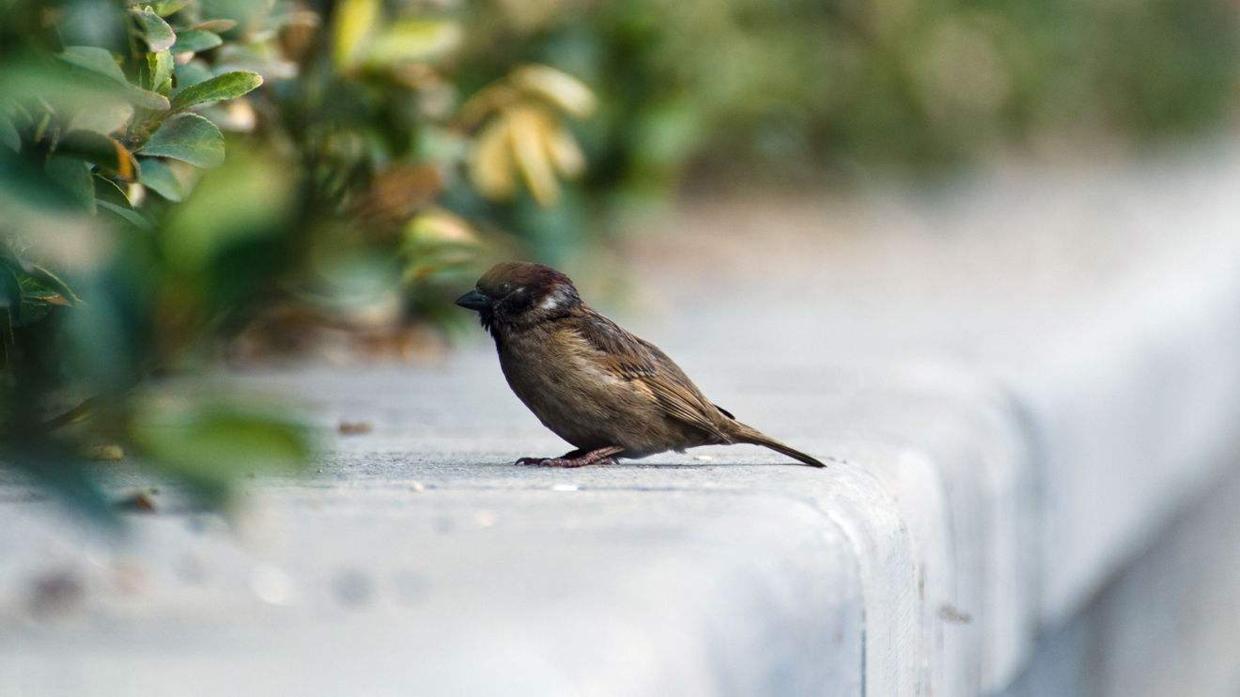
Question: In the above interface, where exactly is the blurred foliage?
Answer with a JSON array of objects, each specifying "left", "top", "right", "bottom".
[
  {"left": 0, "top": 0, "right": 592, "bottom": 521},
  {"left": 2, "top": 0, "right": 1238, "bottom": 522},
  {"left": 459, "top": 0, "right": 1239, "bottom": 231}
]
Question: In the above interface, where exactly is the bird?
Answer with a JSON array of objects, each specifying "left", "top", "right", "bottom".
[{"left": 455, "top": 261, "right": 825, "bottom": 468}]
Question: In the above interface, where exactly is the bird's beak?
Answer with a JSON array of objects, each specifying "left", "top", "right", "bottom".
[{"left": 455, "top": 289, "right": 491, "bottom": 311}]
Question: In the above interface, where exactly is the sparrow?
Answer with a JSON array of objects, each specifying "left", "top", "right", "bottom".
[{"left": 455, "top": 261, "right": 825, "bottom": 468}]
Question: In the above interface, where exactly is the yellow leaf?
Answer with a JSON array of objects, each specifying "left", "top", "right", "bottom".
[
  {"left": 511, "top": 64, "right": 596, "bottom": 118},
  {"left": 408, "top": 209, "right": 478, "bottom": 245},
  {"left": 332, "top": 0, "right": 380, "bottom": 70},
  {"left": 469, "top": 116, "right": 517, "bottom": 201},
  {"left": 543, "top": 124, "right": 585, "bottom": 178},
  {"left": 507, "top": 105, "right": 560, "bottom": 206},
  {"left": 402, "top": 210, "right": 481, "bottom": 283}
]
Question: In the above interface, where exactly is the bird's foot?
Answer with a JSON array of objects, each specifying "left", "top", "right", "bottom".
[
  {"left": 540, "top": 456, "right": 618, "bottom": 468},
  {"left": 513, "top": 446, "right": 623, "bottom": 468}
]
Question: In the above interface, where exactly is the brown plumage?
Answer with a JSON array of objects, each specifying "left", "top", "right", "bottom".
[{"left": 456, "top": 261, "right": 825, "bottom": 468}]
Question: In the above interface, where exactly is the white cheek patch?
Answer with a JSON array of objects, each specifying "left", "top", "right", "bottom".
[{"left": 539, "top": 290, "right": 566, "bottom": 311}]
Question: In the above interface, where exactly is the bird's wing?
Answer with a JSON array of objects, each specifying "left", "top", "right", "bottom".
[{"left": 574, "top": 308, "right": 731, "bottom": 440}]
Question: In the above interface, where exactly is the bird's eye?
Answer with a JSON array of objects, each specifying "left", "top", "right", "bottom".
[{"left": 499, "top": 282, "right": 512, "bottom": 294}]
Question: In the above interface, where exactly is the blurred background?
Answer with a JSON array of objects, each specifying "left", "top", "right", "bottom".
[{"left": 1, "top": 0, "right": 1238, "bottom": 529}]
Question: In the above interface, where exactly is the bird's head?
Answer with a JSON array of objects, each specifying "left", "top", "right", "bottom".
[{"left": 456, "top": 261, "right": 581, "bottom": 333}]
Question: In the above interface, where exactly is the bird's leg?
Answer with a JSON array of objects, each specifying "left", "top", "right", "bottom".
[
  {"left": 544, "top": 445, "right": 624, "bottom": 468},
  {"left": 515, "top": 446, "right": 624, "bottom": 468}
]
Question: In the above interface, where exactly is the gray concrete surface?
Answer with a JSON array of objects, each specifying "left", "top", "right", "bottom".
[
  {"left": 4, "top": 146, "right": 1240, "bottom": 696},
  {"left": 1000, "top": 461, "right": 1240, "bottom": 697}
]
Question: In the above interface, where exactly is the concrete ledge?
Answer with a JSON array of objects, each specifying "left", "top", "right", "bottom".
[
  {"left": 5, "top": 148, "right": 1240, "bottom": 695},
  {"left": 1001, "top": 465, "right": 1240, "bottom": 697},
  {"left": 1, "top": 488, "right": 862, "bottom": 696},
  {"left": 1011, "top": 238, "right": 1240, "bottom": 624}
]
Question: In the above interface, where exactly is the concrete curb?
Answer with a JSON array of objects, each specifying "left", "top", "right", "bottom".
[{"left": 4, "top": 150, "right": 1240, "bottom": 695}]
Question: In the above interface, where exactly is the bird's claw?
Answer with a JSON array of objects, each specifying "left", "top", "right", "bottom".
[{"left": 513, "top": 456, "right": 547, "bottom": 466}]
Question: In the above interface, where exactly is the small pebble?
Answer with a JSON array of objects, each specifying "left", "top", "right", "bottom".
[
  {"left": 28, "top": 570, "right": 83, "bottom": 614},
  {"left": 115, "top": 491, "right": 156, "bottom": 513},
  {"left": 338, "top": 420, "right": 373, "bottom": 435},
  {"left": 333, "top": 569, "right": 373, "bottom": 608}
]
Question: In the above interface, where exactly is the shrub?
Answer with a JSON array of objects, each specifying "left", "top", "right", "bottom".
[{"left": 0, "top": 0, "right": 595, "bottom": 519}]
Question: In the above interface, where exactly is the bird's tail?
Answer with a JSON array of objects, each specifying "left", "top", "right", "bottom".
[{"left": 730, "top": 423, "right": 825, "bottom": 468}]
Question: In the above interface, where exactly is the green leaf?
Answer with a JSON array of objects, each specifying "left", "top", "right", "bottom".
[
  {"left": 0, "top": 263, "right": 53, "bottom": 340},
  {"left": 132, "top": 8, "right": 177, "bottom": 52},
  {"left": 173, "top": 30, "right": 222, "bottom": 54},
  {"left": 125, "top": 85, "right": 171, "bottom": 112},
  {"left": 57, "top": 130, "right": 135, "bottom": 179},
  {"left": 171, "top": 71, "right": 262, "bottom": 110},
  {"left": 16, "top": 295, "right": 54, "bottom": 327},
  {"left": 0, "top": 257, "right": 48, "bottom": 331},
  {"left": 0, "top": 149, "right": 88, "bottom": 212},
  {"left": 3, "top": 54, "right": 160, "bottom": 115},
  {"left": 16, "top": 273, "right": 65, "bottom": 304},
  {"left": 68, "top": 101, "right": 133, "bottom": 136},
  {"left": 93, "top": 173, "right": 132, "bottom": 207},
  {"left": 138, "top": 157, "right": 193, "bottom": 201},
  {"left": 45, "top": 156, "right": 96, "bottom": 213},
  {"left": 0, "top": 113, "right": 18, "bottom": 151},
  {"left": 19, "top": 262, "right": 81, "bottom": 305},
  {"left": 60, "top": 45, "right": 126, "bottom": 83},
  {"left": 137, "top": 113, "right": 224, "bottom": 168},
  {"left": 131, "top": 396, "right": 315, "bottom": 503},
  {"left": 147, "top": 50, "right": 174, "bottom": 94},
  {"left": 0, "top": 156, "right": 98, "bottom": 245},
  {"left": 98, "top": 200, "right": 153, "bottom": 230},
  {"left": 59, "top": 46, "right": 171, "bottom": 110},
  {"left": 153, "top": 0, "right": 190, "bottom": 16}
]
